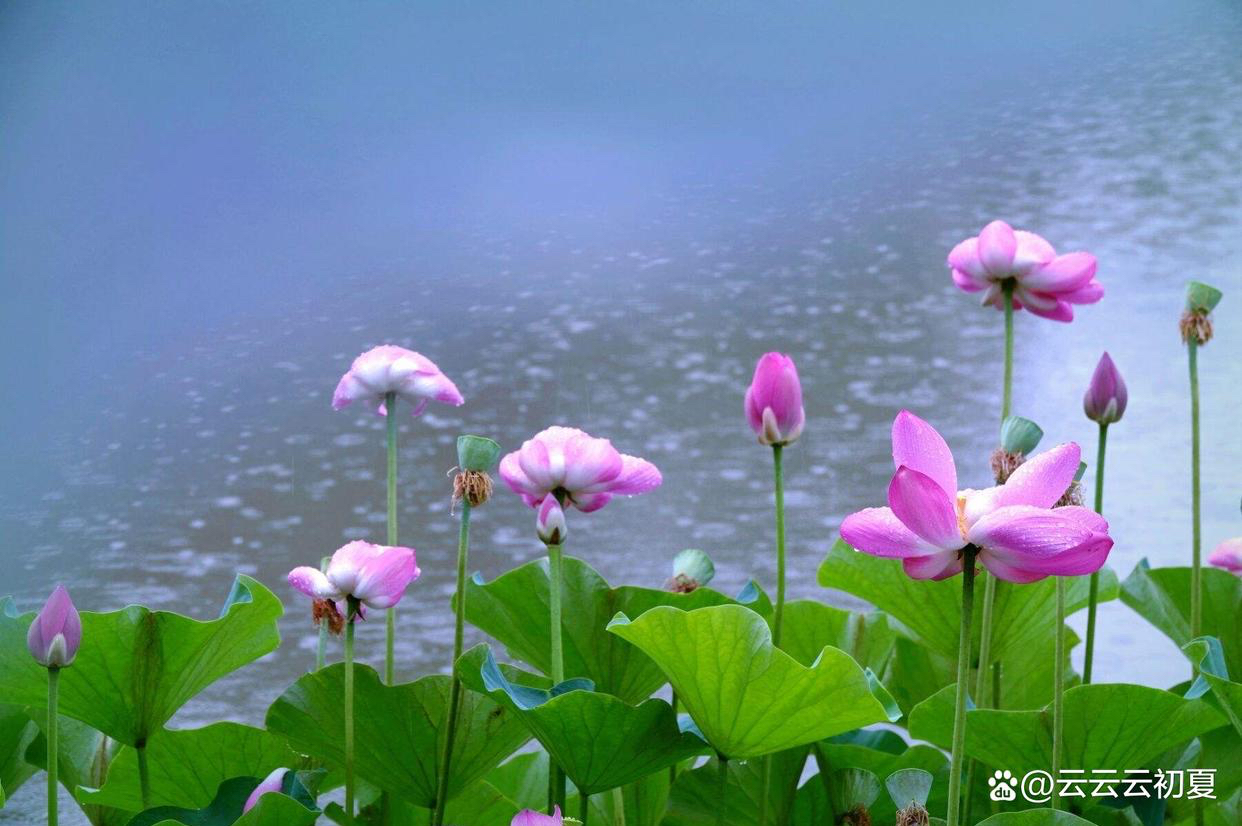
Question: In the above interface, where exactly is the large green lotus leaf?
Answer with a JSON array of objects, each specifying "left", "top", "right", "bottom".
[
  {"left": 607, "top": 605, "right": 896, "bottom": 759},
  {"left": 484, "top": 752, "right": 548, "bottom": 812},
  {"left": 1184, "top": 637, "right": 1242, "bottom": 737},
  {"left": 78, "top": 722, "right": 299, "bottom": 812},
  {"left": 976, "top": 812, "right": 1095, "bottom": 825},
  {"left": 0, "top": 704, "right": 39, "bottom": 806},
  {"left": 909, "top": 683, "right": 1226, "bottom": 774},
  {"left": 458, "top": 646, "right": 705, "bottom": 795},
  {"left": 1122, "top": 561, "right": 1242, "bottom": 678},
  {"left": 131, "top": 773, "right": 320, "bottom": 826},
  {"left": 463, "top": 555, "right": 770, "bottom": 703},
  {"left": 265, "top": 655, "right": 529, "bottom": 808},
  {"left": 0, "top": 576, "right": 281, "bottom": 746},
  {"left": 322, "top": 779, "right": 522, "bottom": 826},
  {"left": 661, "top": 748, "right": 808, "bottom": 826},
  {"left": 818, "top": 540, "right": 1117, "bottom": 665},
  {"left": 778, "top": 600, "right": 896, "bottom": 673}
]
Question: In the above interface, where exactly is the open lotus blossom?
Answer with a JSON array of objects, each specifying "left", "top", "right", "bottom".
[
  {"left": 1083, "top": 352, "right": 1127, "bottom": 425},
  {"left": 841, "top": 411, "right": 1113, "bottom": 582},
  {"left": 288, "top": 541, "right": 419, "bottom": 611},
  {"left": 948, "top": 220, "right": 1102, "bottom": 322},
  {"left": 513, "top": 807, "right": 562, "bottom": 826},
  {"left": 27, "top": 585, "right": 81, "bottom": 668},
  {"left": 1209, "top": 538, "right": 1242, "bottom": 575},
  {"left": 744, "top": 352, "right": 806, "bottom": 446},
  {"left": 332, "top": 345, "right": 463, "bottom": 415},
  {"left": 242, "top": 768, "right": 289, "bottom": 814},
  {"left": 499, "top": 426, "right": 662, "bottom": 512}
]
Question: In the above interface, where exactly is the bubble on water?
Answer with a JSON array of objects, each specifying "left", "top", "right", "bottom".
[
  {"left": 214, "top": 496, "right": 243, "bottom": 509},
  {"left": 333, "top": 433, "right": 367, "bottom": 447}
]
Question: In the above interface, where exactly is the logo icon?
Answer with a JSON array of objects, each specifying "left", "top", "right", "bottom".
[{"left": 989, "top": 770, "right": 1018, "bottom": 801}]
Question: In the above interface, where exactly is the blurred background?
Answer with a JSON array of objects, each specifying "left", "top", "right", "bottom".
[{"left": 2, "top": 1, "right": 1241, "bottom": 818}]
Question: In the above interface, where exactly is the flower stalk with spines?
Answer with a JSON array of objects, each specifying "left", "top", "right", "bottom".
[
  {"left": 433, "top": 435, "right": 500, "bottom": 826},
  {"left": 743, "top": 352, "right": 804, "bottom": 826},
  {"left": 1181, "top": 281, "right": 1222, "bottom": 653},
  {"left": 28, "top": 586, "right": 80, "bottom": 826},
  {"left": 344, "top": 597, "right": 358, "bottom": 824},
  {"left": 538, "top": 493, "right": 569, "bottom": 813},
  {"left": 1081, "top": 352, "right": 1127, "bottom": 682}
]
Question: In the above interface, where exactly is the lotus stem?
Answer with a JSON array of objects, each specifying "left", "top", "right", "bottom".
[
  {"left": 757, "top": 443, "right": 787, "bottom": 826},
  {"left": 548, "top": 541, "right": 567, "bottom": 813},
  {"left": 316, "top": 555, "right": 331, "bottom": 672},
  {"left": 1001, "top": 281, "right": 1014, "bottom": 420},
  {"left": 385, "top": 391, "right": 398, "bottom": 686},
  {"left": 580, "top": 792, "right": 590, "bottom": 824},
  {"left": 947, "top": 547, "right": 978, "bottom": 826},
  {"left": 344, "top": 598, "right": 359, "bottom": 825},
  {"left": 1083, "top": 422, "right": 1108, "bottom": 683},
  {"left": 136, "top": 741, "right": 150, "bottom": 810},
  {"left": 669, "top": 691, "right": 679, "bottom": 787},
  {"left": 716, "top": 754, "right": 729, "bottom": 826},
  {"left": 432, "top": 501, "right": 472, "bottom": 826},
  {"left": 1188, "top": 340, "right": 1202, "bottom": 648},
  {"left": 612, "top": 787, "right": 626, "bottom": 826},
  {"left": 1052, "top": 576, "right": 1066, "bottom": 809},
  {"left": 47, "top": 666, "right": 60, "bottom": 826}
]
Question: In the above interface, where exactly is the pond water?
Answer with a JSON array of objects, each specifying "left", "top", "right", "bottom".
[{"left": 3, "top": 1, "right": 1241, "bottom": 821}]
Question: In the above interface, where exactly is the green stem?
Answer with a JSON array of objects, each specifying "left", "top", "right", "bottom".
[
  {"left": 772, "top": 444, "right": 787, "bottom": 645},
  {"left": 973, "top": 575, "right": 996, "bottom": 708},
  {"left": 947, "top": 547, "right": 978, "bottom": 826},
  {"left": 1052, "top": 576, "right": 1066, "bottom": 810},
  {"left": 612, "top": 786, "right": 626, "bottom": 826},
  {"left": 548, "top": 541, "right": 566, "bottom": 813},
  {"left": 716, "top": 755, "right": 729, "bottom": 826},
  {"left": 1083, "top": 423, "right": 1109, "bottom": 684},
  {"left": 433, "top": 501, "right": 472, "bottom": 826},
  {"left": 758, "top": 756, "right": 772, "bottom": 826},
  {"left": 385, "top": 392, "right": 398, "bottom": 685},
  {"left": 580, "top": 791, "right": 590, "bottom": 824},
  {"left": 137, "top": 742, "right": 150, "bottom": 810},
  {"left": 316, "top": 555, "right": 330, "bottom": 672},
  {"left": 344, "top": 600, "right": 358, "bottom": 825},
  {"left": 1188, "top": 340, "right": 1202, "bottom": 647},
  {"left": 47, "top": 666, "right": 60, "bottom": 826},
  {"left": 669, "top": 691, "right": 679, "bottom": 788}
]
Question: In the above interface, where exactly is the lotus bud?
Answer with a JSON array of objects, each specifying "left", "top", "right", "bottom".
[
  {"left": 991, "top": 416, "right": 1043, "bottom": 483},
  {"left": 1181, "top": 280, "right": 1222, "bottom": 345},
  {"left": 666, "top": 549, "right": 715, "bottom": 593},
  {"left": 1083, "top": 352, "right": 1127, "bottom": 425},
  {"left": 512, "top": 806, "right": 564, "bottom": 825},
  {"left": 454, "top": 435, "right": 500, "bottom": 508},
  {"left": 744, "top": 352, "right": 806, "bottom": 447},
  {"left": 243, "top": 767, "right": 290, "bottom": 813},
  {"left": 536, "top": 495, "right": 567, "bottom": 546},
  {"left": 27, "top": 585, "right": 81, "bottom": 668}
]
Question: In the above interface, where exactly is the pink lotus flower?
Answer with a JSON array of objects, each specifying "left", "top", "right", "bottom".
[
  {"left": 332, "top": 345, "right": 463, "bottom": 415},
  {"left": 242, "top": 767, "right": 289, "bottom": 813},
  {"left": 499, "top": 426, "right": 662, "bottom": 512},
  {"left": 948, "top": 220, "right": 1102, "bottom": 322},
  {"left": 744, "top": 352, "right": 806, "bottom": 446},
  {"left": 513, "top": 807, "right": 562, "bottom": 826},
  {"left": 1083, "top": 352, "right": 1127, "bottom": 425},
  {"left": 27, "top": 585, "right": 81, "bottom": 668},
  {"left": 841, "top": 411, "right": 1113, "bottom": 582},
  {"left": 1209, "top": 538, "right": 1242, "bottom": 575},
  {"left": 288, "top": 541, "right": 419, "bottom": 611},
  {"left": 536, "top": 494, "right": 567, "bottom": 545}
]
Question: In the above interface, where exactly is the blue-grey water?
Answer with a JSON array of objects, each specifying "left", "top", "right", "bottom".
[{"left": 3, "top": 1, "right": 1241, "bottom": 821}]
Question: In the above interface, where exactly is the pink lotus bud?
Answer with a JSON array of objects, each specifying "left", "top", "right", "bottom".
[
  {"left": 1209, "top": 538, "right": 1242, "bottom": 576},
  {"left": 27, "top": 585, "right": 81, "bottom": 668},
  {"left": 536, "top": 495, "right": 567, "bottom": 546},
  {"left": 1083, "top": 352, "right": 1127, "bottom": 425},
  {"left": 243, "top": 767, "right": 290, "bottom": 813},
  {"left": 744, "top": 352, "right": 805, "bottom": 447},
  {"left": 513, "top": 806, "right": 563, "bottom": 825}
]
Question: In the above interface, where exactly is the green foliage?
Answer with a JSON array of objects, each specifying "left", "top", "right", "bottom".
[
  {"left": 463, "top": 556, "right": 770, "bottom": 703},
  {"left": 1184, "top": 637, "right": 1242, "bottom": 736},
  {"left": 265, "top": 655, "right": 529, "bottom": 808},
  {"left": 128, "top": 771, "right": 320, "bottom": 826},
  {"left": 0, "top": 577, "right": 282, "bottom": 746},
  {"left": 975, "top": 811, "right": 1095, "bottom": 825},
  {"left": 662, "top": 749, "right": 808, "bottom": 826},
  {"left": 607, "top": 605, "right": 897, "bottom": 759},
  {"left": 78, "top": 723, "right": 299, "bottom": 812},
  {"left": 909, "top": 683, "right": 1226, "bottom": 774},
  {"left": 459, "top": 646, "right": 705, "bottom": 795},
  {"left": 1121, "top": 562, "right": 1242, "bottom": 678},
  {"left": 819, "top": 539, "right": 1117, "bottom": 666}
]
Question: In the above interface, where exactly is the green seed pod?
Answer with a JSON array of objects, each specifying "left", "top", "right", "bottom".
[
  {"left": 999, "top": 415, "right": 1043, "bottom": 456},
  {"left": 457, "top": 435, "right": 501, "bottom": 472},
  {"left": 1184, "top": 280, "right": 1223, "bottom": 314}
]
